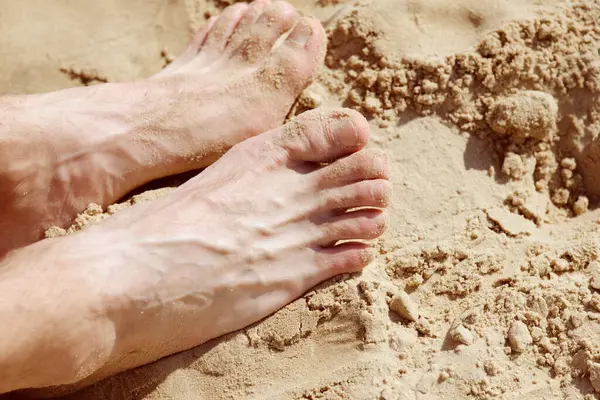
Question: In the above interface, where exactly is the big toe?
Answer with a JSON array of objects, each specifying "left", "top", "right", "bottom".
[
  {"left": 272, "top": 108, "right": 370, "bottom": 163},
  {"left": 229, "top": 1, "right": 298, "bottom": 63}
]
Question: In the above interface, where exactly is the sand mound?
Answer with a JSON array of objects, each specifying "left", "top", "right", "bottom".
[
  {"left": 308, "top": 0, "right": 600, "bottom": 218},
  {"left": 3, "top": 0, "right": 600, "bottom": 398}
]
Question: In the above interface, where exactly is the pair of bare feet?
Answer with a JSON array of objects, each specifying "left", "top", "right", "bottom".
[{"left": 0, "top": 0, "right": 390, "bottom": 393}]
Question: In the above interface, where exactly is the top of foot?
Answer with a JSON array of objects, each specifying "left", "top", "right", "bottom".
[
  {"left": 0, "top": 0, "right": 327, "bottom": 254},
  {"left": 119, "top": 0, "right": 330, "bottom": 198},
  {"left": 56, "top": 107, "right": 390, "bottom": 386}
]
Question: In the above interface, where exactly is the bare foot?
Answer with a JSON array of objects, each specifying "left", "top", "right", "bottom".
[
  {"left": 0, "top": 0, "right": 326, "bottom": 255},
  {"left": 15, "top": 108, "right": 390, "bottom": 389}
]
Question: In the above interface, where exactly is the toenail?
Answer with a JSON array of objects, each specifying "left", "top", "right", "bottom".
[
  {"left": 375, "top": 155, "right": 385, "bottom": 173},
  {"left": 288, "top": 20, "right": 313, "bottom": 46},
  {"left": 333, "top": 119, "right": 359, "bottom": 147},
  {"left": 371, "top": 183, "right": 385, "bottom": 200}
]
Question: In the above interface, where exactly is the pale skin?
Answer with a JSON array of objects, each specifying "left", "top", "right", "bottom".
[{"left": 0, "top": 0, "right": 390, "bottom": 395}]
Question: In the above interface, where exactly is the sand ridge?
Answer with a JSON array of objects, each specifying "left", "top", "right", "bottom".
[{"left": 3, "top": 0, "right": 600, "bottom": 398}]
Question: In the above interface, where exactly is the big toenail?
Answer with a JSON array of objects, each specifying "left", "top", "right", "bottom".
[
  {"left": 371, "top": 183, "right": 385, "bottom": 200},
  {"left": 333, "top": 119, "right": 359, "bottom": 147},
  {"left": 289, "top": 20, "right": 313, "bottom": 46}
]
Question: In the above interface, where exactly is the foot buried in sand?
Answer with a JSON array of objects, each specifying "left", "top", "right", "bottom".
[
  {"left": 0, "top": 108, "right": 390, "bottom": 392},
  {"left": 0, "top": 0, "right": 326, "bottom": 255}
]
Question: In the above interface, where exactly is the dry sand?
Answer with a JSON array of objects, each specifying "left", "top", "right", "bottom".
[{"left": 3, "top": 0, "right": 600, "bottom": 398}]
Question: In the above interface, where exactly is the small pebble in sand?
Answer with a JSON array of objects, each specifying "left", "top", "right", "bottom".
[
  {"left": 508, "top": 320, "right": 533, "bottom": 353},
  {"left": 530, "top": 327, "right": 544, "bottom": 341},
  {"left": 449, "top": 324, "right": 474, "bottom": 345},
  {"left": 560, "top": 157, "right": 577, "bottom": 170},
  {"left": 438, "top": 371, "right": 450, "bottom": 382},
  {"left": 389, "top": 290, "right": 419, "bottom": 322},
  {"left": 573, "top": 196, "right": 589, "bottom": 215}
]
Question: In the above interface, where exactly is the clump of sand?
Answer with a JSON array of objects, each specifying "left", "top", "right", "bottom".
[
  {"left": 2, "top": 0, "right": 599, "bottom": 398},
  {"left": 486, "top": 90, "right": 557, "bottom": 141},
  {"left": 45, "top": 188, "right": 174, "bottom": 238}
]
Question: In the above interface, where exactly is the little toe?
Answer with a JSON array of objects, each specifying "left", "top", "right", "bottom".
[
  {"left": 318, "top": 179, "right": 392, "bottom": 212},
  {"left": 257, "top": 17, "right": 326, "bottom": 97},
  {"left": 230, "top": 1, "right": 297, "bottom": 63},
  {"left": 157, "top": 17, "right": 219, "bottom": 75},
  {"left": 272, "top": 108, "right": 370, "bottom": 163},
  {"left": 202, "top": 2, "right": 249, "bottom": 55},
  {"left": 316, "top": 148, "right": 390, "bottom": 189},
  {"left": 318, "top": 209, "right": 387, "bottom": 245},
  {"left": 189, "top": 16, "right": 220, "bottom": 53},
  {"left": 296, "top": 243, "right": 373, "bottom": 297},
  {"left": 315, "top": 242, "right": 374, "bottom": 277}
]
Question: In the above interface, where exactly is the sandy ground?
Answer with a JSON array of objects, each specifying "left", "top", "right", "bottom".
[{"left": 3, "top": 0, "right": 600, "bottom": 399}]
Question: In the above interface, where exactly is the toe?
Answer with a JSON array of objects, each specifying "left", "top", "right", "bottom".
[
  {"left": 230, "top": 1, "right": 297, "bottom": 62},
  {"left": 273, "top": 108, "right": 370, "bottom": 162},
  {"left": 300, "top": 243, "right": 373, "bottom": 293},
  {"left": 318, "top": 209, "right": 387, "bottom": 244},
  {"left": 315, "top": 242, "right": 375, "bottom": 276},
  {"left": 242, "top": 0, "right": 272, "bottom": 22},
  {"left": 318, "top": 179, "right": 392, "bottom": 212},
  {"left": 256, "top": 17, "right": 326, "bottom": 96},
  {"left": 316, "top": 149, "right": 390, "bottom": 189},
  {"left": 202, "top": 2, "right": 249, "bottom": 54},
  {"left": 229, "top": 0, "right": 271, "bottom": 41},
  {"left": 155, "top": 17, "right": 218, "bottom": 75},
  {"left": 230, "top": 1, "right": 297, "bottom": 63},
  {"left": 189, "top": 16, "right": 220, "bottom": 52}
]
